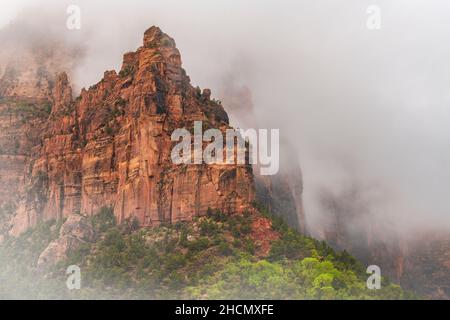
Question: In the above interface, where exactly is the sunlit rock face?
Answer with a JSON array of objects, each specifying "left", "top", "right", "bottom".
[{"left": 0, "top": 26, "right": 255, "bottom": 237}]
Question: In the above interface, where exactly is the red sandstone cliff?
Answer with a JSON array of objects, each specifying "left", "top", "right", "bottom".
[{"left": 0, "top": 26, "right": 255, "bottom": 238}]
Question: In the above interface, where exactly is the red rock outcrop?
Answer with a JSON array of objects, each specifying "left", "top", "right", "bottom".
[
  {"left": 37, "top": 213, "right": 95, "bottom": 268},
  {"left": 0, "top": 26, "right": 255, "bottom": 237}
]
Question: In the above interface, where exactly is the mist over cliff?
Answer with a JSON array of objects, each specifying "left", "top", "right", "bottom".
[{"left": 1, "top": 0, "right": 450, "bottom": 253}]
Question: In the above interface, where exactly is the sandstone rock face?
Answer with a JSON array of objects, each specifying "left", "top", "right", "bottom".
[
  {"left": 37, "top": 214, "right": 95, "bottom": 267},
  {"left": 0, "top": 26, "right": 255, "bottom": 237},
  {"left": 0, "top": 96, "right": 50, "bottom": 237}
]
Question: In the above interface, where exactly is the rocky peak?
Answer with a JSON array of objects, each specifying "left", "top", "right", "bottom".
[
  {"left": 143, "top": 26, "right": 176, "bottom": 49},
  {"left": 121, "top": 26, "right": 180, "bottom": 77},
  {"left": 3, "top": 26, "right": 254, "bottom": 237}
]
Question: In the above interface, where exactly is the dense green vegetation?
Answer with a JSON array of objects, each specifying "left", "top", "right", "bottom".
[{"left": 0, "top": 205, "right": 417, "bottom": 299}]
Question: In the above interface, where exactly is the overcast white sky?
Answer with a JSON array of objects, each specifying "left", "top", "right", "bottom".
[{"left": 0, "top": 0, "right": 34, "bottom": 26}]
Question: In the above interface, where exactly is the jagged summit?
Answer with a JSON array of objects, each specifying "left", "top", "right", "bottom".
[{"left": 143, "top": 26, "right": 176, "bottom": 48}]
